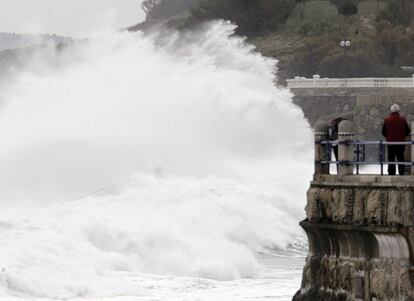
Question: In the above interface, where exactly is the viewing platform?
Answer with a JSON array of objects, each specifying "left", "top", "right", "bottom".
[
  {"left": 286, "top": 77, "right": 414, "bottom": 161},
  {"left": 293, "top": 120, "right": 414, "bottom": 301}
]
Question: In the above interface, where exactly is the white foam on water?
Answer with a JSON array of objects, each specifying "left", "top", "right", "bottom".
[{"left": 0, "top": 21, "right": 312, "bottom": 299}]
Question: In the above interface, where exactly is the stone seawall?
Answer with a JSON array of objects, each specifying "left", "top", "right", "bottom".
[
  {"left": 292, "top": 87, "right": 414, "bottom": 143},
  {"left": 293, "top": 175, "right": 414, "bottom": 301}
]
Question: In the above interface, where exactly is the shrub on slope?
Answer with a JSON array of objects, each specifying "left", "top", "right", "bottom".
[{"left": 142, "top": 0, "right": 296, "bottom": 37}]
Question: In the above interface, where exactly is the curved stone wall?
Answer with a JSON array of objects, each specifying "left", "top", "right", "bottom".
[{"left": 293, "top": 176, "right": 414, "bottom": 301}]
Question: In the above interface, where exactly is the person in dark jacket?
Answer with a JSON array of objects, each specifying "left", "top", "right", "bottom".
[
  {"left": 329, "top": 116, "right": 347, "bottom": 162},
  {"left": 382, "top": 104, "right": 410, "bottom": 175}
]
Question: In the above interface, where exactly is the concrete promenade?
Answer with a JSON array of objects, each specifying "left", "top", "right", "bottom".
[{"left": 287, "top": 76, "right": 414, "bottom": 89}]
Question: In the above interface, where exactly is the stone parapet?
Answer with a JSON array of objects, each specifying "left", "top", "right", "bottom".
[
  {"left": 307, "top": 177, "right": 414, "bottom": 226},
  {"left": 293, "top": 175, "right": 414, "bottom": 301},
  {"left": 287, "top": 77, "right": 414, "bottom": 89}
]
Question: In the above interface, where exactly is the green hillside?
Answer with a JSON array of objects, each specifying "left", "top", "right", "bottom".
[
  {"left": 134, "top": 0, "right": 414, "bottom": 84},
  {"left": 253, "top": 0, "right": 392, "bottom": 82}
]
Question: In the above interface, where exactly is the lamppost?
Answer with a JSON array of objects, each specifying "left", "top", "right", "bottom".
[{"left": 340, "top": 40, "right": 351, "bottom": 78}]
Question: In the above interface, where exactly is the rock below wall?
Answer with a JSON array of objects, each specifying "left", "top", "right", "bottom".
[{"left": 294, "top": 257, "right": 411, "bottom": 301}]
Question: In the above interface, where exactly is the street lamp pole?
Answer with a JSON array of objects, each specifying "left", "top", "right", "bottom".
[{"left": 340, "top": 40, "right": 351, "bottom": 78}]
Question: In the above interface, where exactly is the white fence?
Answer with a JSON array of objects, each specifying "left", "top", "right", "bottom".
[{"left": 286, "top": 76, "right": 414, "bottom": 88}]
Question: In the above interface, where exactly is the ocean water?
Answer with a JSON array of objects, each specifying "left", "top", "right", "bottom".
[
  {"left": 0, "top": 21, "right": 312, "bottom": 300},
  {"left": 0, "top": 258, "right": 304, "bottom": 301}
]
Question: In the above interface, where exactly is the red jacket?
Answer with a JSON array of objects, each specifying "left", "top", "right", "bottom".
[{"left": 382, "top": 112, "right": 410, "bottom": 142}]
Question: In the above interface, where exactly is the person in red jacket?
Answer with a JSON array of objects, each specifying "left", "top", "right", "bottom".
[{"left": 382, "top": 104, "right": 410, "bottom": 175}]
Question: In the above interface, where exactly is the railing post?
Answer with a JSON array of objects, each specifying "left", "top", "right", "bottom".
[
  {"left": 338, "top": 120, "right": 354, "bottom": 176},
  {"left": 405, "top": 130, "right": 412, "bottom": 175},
  {"left": 411, "top": 122, "right": 414, "bottom": 176},
  {"left": 379, "top": 141, "right": 385, "bottom": 176},
  {"left": 314, "top": 121, "right": 330, "bottom": 176},
  {"left": 355, "top": 144, "right": 360, "bottom": 175}
]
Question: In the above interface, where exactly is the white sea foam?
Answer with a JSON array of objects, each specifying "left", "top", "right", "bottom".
[{"left": 0, "top": 22, "right": 312, "bottom": 299}]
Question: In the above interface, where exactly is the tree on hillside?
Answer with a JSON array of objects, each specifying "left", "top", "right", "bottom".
[
  {"left": 142, "top": 0, "right": 162, "bottom": 15},
  {"left": 338, "top": 2, "right": 358, "bottom": 17},
  {"left": 330, "top": 0, "right": 358, "bottom": 17},
  {"left": 142, "top": 0, "right": 193, "bottom": 20},
  {"left": 375, "top": 24, "right": 414, "bottom": 66},
  {"left": 378, "top": 0, "right": 414, "bottom": 27},
  {"left": 191, "top": 0, "right": 296, "bottom": 36}
]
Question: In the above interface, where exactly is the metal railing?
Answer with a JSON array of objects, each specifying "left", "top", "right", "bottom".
[{"left": 316, "top": 140, "right": 413, "bottom": 175}]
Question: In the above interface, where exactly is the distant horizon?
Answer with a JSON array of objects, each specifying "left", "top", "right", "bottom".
[
  {"left": 0, "top": 31, "right": 71, "bottom": 52},
  {"left": 0, "top": 0, "right": 145, "bottom": 38},
  {"left": 0, "top": 31, "right": 70, "bottom": 38}
]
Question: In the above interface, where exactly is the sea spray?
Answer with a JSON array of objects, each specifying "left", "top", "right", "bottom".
[{"left": 0, "top": 21, "right": 312, "bottom": 298}]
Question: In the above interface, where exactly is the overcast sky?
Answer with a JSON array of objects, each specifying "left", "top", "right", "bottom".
[{"left": 0, "top": 0, "right": 145, "bottom": 38}]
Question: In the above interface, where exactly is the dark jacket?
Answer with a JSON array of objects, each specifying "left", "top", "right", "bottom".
[
  {"left": 329, "top": 117, "right": 347, "bottom": 141},
  {"left": 382, "top": 112, "right": 410, "bottom": 142}
]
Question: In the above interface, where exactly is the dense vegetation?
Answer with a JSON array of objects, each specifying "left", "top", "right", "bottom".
[
  {"left": 141, "top": 0, "right": 192, "bottom": 20},
  {"left": 140, "top": 0, "right": 297, "bottom": 36},
  {"left": 190, "top": 0, "right": 296, "bottom": 36},
  {"left": 138, "top": 0, "right": 414, "bottom": 83},
  {"left": 285, "top": 0, "right": 414, "bottom": 80}
]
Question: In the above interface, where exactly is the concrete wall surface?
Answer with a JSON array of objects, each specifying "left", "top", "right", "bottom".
[{"left": 292, "top": 87, "right": 414, "bottom": 142}]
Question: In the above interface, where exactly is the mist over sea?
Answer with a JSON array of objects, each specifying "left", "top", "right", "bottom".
[{"left": 0, "top": 21, "right": 312, "bottom": 300}]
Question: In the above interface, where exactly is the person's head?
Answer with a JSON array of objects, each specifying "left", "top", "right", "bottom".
[{"left": 391, "top": 104, "right": 400, "bottom": 113}]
